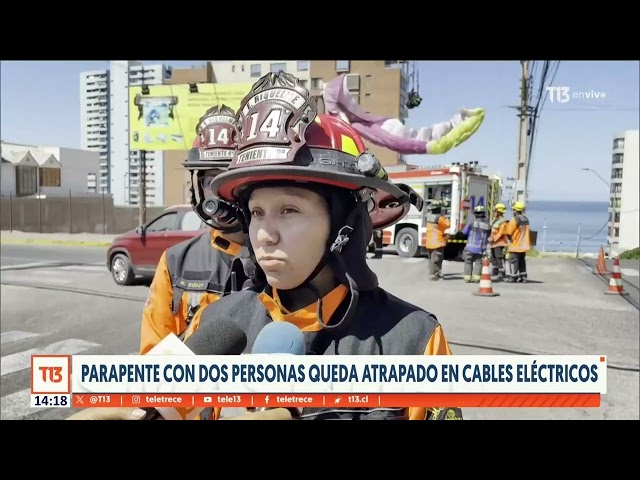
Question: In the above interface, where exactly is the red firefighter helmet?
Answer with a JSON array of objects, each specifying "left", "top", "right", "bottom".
[
  {"left": 210, "top": 72, "right": 422, "bottom": 230},
  {"left": 183, "top": 105, "right": 243, "bottom": 233},
  {"left": 182, "top": 105, "right": 236, "bottom": 170}
]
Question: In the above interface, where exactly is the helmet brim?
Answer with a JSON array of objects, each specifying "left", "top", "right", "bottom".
[
  {"left": 182, "top": 160, "right": 232, "bottom": 169},
  {"left": 182, "top": 147, "right": 233, "bottom": 170},
  {"left": 210, "top": 166, "right": 412, "bottom": 230}
]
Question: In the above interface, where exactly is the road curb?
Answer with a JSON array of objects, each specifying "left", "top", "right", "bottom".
[{"left": 0, "top": 238, "right": 113, "bottom": 247}]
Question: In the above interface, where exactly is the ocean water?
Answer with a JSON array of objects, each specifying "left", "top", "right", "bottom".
[{"left": 525, "top": 201, "right": 609, "bottom": 254}]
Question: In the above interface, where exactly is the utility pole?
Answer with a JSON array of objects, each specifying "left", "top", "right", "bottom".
[
  {"left": 514, "top": 60, "right": 532, "bottom": 206},
  {"left": 139, "top": 150, "right": 147, "bottom": 228}
]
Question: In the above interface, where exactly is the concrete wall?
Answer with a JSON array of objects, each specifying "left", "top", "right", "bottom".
[
  {"left": 1, "top": 163, "right": 16, "bottom": 194},
  {"left": 0, "top": 193, "right": 167, "bottom": 234}
]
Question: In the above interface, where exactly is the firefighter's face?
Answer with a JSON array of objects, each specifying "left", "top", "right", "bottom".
[
  {"left": 248, "top": 186, "right": 330, "bottom": 290},
  {"left": 200, "top": 169, "right": 226, "bottom": 199}
]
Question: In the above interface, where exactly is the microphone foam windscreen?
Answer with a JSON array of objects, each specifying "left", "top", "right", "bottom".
[
  {"left": 251, "top": 321, "right": 306, "bottom": 355},
  {"left": 185, "top": 314, "right": 247, "bottom": 355}
]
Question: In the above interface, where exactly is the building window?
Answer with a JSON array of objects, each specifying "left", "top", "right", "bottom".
[
  {"left": 611, "top": 168, "right": 623, "bottom": 179},
  {"left": 232, "top": 65, "right": 235, "bottom": 73},
  {"left": 311, "top": 78, "right": 323, "bottom": 89},
  {"left": 39, "top": 168, "right": 61, "bottom": 187},
  {"left": 297, "top": 60, "right": 309, "bottom": 71},
  {"left": 241, "top": 65, "right": 245, "bottom": 72},
  {"left": 613, "top": 138, "right": 625, "bottom": 149},
  {"left": 336, "top": 60, "right": 350, "bottom": 72},
  {"left": 270, "top": 63, "right": 287, "bottom": 73},
  {"left": 250, "top": 64, "right": 262, "bottom": 77},
  {"left": 15, "top": 165, "right": 38, "bottom": 196},
  {"left": 612, "top": 153, "right": 623, "bottom": 164}
]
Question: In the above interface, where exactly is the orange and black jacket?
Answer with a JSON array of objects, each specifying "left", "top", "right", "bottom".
[
  {"left": 140, "top": 229, "right": 251, "bottom": 354},
  {"left": 191, "top": 283, "right": 463, "bottom": 421}
]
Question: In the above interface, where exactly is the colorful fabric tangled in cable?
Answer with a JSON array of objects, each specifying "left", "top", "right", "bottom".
[{"left": 322, "top": 74, "right": 485, "bottom": 155}]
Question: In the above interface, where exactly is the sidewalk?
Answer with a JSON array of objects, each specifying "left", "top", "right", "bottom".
[
  {"left": 580, "top": 256, "right": 640, "bottom": 289},
  {"left": 1, "top": 231, "right": 117, "bottom": 247}
]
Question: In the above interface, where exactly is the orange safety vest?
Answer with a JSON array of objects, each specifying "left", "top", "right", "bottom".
[
  {"left": 425, "top": 213, "right": 449, "bottom": 249},
  {"left": 490, "top": 217, "right": 508, "bottom": 248},
  {"left": 506, "top": 214, "right": 531, "bottom": 253}
]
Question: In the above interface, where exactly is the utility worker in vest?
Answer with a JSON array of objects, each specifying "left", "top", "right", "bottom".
[
  {"left": 425, "top": 200, "right": 450, "bottom": 281},
  {"left": 139, "top": 105, "right": 253, "bottom": 354},
  {"left": 505, "top": 201, "right": 531, "bottom": 283},
  {"left": 461, "top": 205, "right": 491, "bottom": 283},
  {"left": 488, "top": 203, "right": 508, "bottom": 281},
  {"left": 190, "top": 71, "right": 462, "bottom": 421}
]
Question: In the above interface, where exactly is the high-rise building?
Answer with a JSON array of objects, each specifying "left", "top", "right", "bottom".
[
  {"left": 308, "top": 60, "right": 410, "bottom": 166},
  {"left": 80, "top": 61, "right": 171, "bottom": 206},
  {"left": 609, "top": 130, "right": 639, "bottom": 254},
  {"left": 80, "top": 70, "right": 109, "bottom": 192}
]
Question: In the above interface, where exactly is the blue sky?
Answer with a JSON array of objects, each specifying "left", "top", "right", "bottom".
[{"left": 1, "top": 60, "right": 638, "bottom": 202}]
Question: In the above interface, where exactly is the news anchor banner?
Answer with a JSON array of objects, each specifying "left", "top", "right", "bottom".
[{"left": 31, "top": 348, "right": 607, "bottom": 415}]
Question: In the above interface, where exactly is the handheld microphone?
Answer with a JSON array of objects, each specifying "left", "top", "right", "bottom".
[
  {"left": 143, "top": 314, "right": 247, "bottom": 420},
  {"left": 244, "top": 322, "right": 306, "bottom": 418}
]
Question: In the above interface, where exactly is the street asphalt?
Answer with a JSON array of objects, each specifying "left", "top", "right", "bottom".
[
  {"left": 0, "top": 244, "right": 109, "bottom": 268},
  {"left": 1, "top": 244, "right": 638, "bottom": 420}
]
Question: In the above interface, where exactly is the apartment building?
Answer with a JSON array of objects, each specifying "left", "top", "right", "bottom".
[
  {"left": 80, "top": 61, "right": 171, "bottom": 206},
  {"left": 609, "top": 130, "right": 639, "bottom": 254},
  {"left": 211, "top": 60, "right": 311, "bottom": 89},
  {"left": 80, "top": 70, "right": 109, "bottom": 192},
  {"left": 309, "top": 60, "right": 410, "bottom": 166}
]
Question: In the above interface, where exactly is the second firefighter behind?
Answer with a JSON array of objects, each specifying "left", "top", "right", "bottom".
[
  {"left": 461, "top": 205, "right": 490, "bottom": 282},
  {"left": 488, "top": 203, "right": 508, "bottom": 281},
  {"left": 505, "top": 201, "right": 531, "bottom": 283},
  {"left": 425, "top": 200, "right": 450, "bottom": 281}
]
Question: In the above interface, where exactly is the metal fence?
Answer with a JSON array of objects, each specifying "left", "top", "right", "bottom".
[{"left": 0, "top": 191, "right": 167, "bottom": 234}]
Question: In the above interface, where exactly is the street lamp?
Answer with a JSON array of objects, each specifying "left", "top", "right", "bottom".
[{"left": 581, "top": 168, "right": 614, "bottom": 257}]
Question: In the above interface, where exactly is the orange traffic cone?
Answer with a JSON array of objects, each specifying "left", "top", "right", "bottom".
[
  {"left": 605, "top": 258, "right": 628, "bottom": 296},
  {"left": 472, "top": 257, "right": 500, "bottom": 297},
  {"left": 594, "top": 246, "right": 610, "bottom": 275}
]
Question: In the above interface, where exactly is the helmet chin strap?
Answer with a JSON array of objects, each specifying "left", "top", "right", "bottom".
[{"left": 189, "top": 170, "right": 243, "bottom": 234}]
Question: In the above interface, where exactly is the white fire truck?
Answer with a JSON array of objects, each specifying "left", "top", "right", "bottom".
[{"left": 378, "top": 162, "right": 503, "bottom": 260}]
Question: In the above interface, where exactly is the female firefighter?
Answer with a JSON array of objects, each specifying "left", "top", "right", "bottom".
[
  {"left": 192, "top": 71, "right": 463, "bottom": 421},
  {"left": 139, "top": 105, "right": 253, "bottom": 354}
]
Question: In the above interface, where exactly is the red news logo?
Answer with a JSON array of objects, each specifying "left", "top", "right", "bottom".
[{"left": 31, "top": 355, "right": 71, "bottom": 395}]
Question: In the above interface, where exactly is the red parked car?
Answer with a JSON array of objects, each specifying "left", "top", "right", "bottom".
[{"left": 107, "top": 205, "right": 208, "bottom": 285}]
